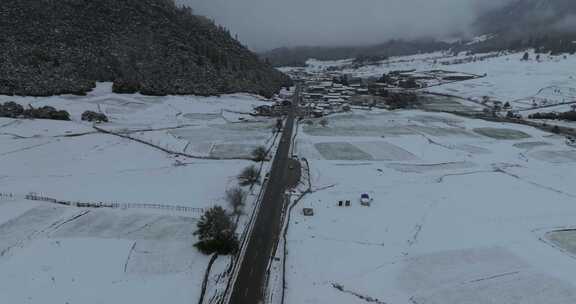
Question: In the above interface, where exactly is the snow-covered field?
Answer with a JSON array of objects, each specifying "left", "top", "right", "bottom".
[
  {"left": 0, "top": 201, "right": 207, "bottom": 304},
  {"left": 4, "top": 47, "right": 576, "bottom": 303},
  {"left": 0, "top": 83, "right": 275, "bottom": 205},
  {"left": 304, "top": 50, "right": 576, "bottom": 111},
  {"left": 285, "top": 109, "right": 576, "bottom": 304},
  {"left": 0, "top": 83, "right": 279, "bottom": 304}
]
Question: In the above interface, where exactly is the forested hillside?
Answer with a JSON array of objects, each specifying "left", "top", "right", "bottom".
[
  {"left": 261, "top": 39, "right": 450, "bottom": 67},
  {"left": 463, "top": 0, "right": 576, "bottom": 54},
  {"left": 0, "top": 0, "right": 291, "bottom": 97}
]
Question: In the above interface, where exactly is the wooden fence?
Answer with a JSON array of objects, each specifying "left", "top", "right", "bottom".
[
  {"left": 23, "top": 192, "right": 204, "bottom": 215},
  {"left": 0, "top": 192, "right": 16, "bottom": 201}
]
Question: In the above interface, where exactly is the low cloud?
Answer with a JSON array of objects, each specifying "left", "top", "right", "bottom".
[
  {"left": 553, "top": 14, "right": 576, "bottom": 32},
  {"left": 179, "top": 0, "right": 513, "bottom": 50}
]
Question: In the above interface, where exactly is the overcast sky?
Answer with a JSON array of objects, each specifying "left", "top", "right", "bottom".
[{"left": 179, "top": 0, "right": 510, "bottom": 51}]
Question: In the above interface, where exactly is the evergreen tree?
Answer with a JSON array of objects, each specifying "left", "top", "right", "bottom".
[
  {"left": 522, "top": 52, "right": 530, "bottom": 61},
  {"left": 194, "top": 206, "right": 239, "bottom": 255}
]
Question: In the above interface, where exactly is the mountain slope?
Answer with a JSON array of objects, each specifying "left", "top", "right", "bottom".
[
  {"left": 0, "top": 0, "right": 291, "bottom": 97},
  {"left": 261, "top": 39, "right": 450, "bottom": 67},
  {"left": 474, "top": 0, "right": 576, "bottom": 34},
  {"left": 465, "top": 0, "right": 576, "bottom": 54}
]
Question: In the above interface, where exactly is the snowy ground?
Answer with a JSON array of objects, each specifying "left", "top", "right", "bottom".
[
  {"left": 0, "top": 83, "right": 279, "bottom": 304},
  {"left": 0, "top": 200, "right": 207, "bottom": 304},
  {"left": 0, "top": 83, "right": 276, "bottom": 206},
  {"left": 285, "top": 109, "right": 576, "bottom": 304},
  {"left": 303, "top": 50, "right": 576, "bottom": 111}
]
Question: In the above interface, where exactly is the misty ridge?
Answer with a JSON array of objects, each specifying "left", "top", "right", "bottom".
[
  {"left": 180, "top": 0, "right": 514, "bottom": 50},
  {"left": 252, "top": 0, "right": 576, "bottom": 66},
  {"left": 475, "top": 0, "right": 576, "bottom": 34},
  {"left": 180, "top": 0, "right": 576, "bottom": 66}
]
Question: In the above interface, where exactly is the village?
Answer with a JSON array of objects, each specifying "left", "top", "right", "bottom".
[
  {"left": 254, "top": 68, "right": 423, "bottom": 119},
  {"left": 257, "top": 62, "right": 517, "bottom": 121},
  {"left": 275, "top": 51, "right": 576, "bottom": 125},
  {"left": 254, "top": 56, "right": 576, "bottom": 151}
]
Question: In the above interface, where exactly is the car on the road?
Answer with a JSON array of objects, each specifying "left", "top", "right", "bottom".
[{"left": 360, "top": 193, "right": 373, "bottom": 206}]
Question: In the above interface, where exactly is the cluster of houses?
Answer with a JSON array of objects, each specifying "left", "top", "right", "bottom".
[
  {"left": 253, "top": 99, "right": 292, "bottom": 117},
  {"left": 281, "top": 71, "right": 422, "bottom": 116},
  {"left": 301, "top": 77, "right": 371, "bottom": 117},
  {"left": 264, "top": 67, "right": 439, "bottom": 118},
  {"left": 252, "top": 87, "right": 294, "bottom": 117},
  {"left": 305, "top": 81, "right": 368, "bottom": 101},
  {"left": 252, "top": 69, "right": 373, "bottom": 118},
  {"left": 303, "top": 70, "right": 426, "bottom": 112}
]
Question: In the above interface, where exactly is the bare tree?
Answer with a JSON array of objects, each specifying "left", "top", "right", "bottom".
[
  {"left": 251, "top": 146, "right": 268, "bottom": 162},
  {"left": 238, "top": 165, "right": 260, "bottom": 186},
  {"left": 226, "top": 187, "right": 246, "bottom": 216}
]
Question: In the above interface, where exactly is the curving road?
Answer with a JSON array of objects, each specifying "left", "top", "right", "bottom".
[{"left": 227, "top": 84, "right": 301, "bottom": 304}]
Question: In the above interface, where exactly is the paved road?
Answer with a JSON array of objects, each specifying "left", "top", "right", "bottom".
[{"left": 227, "top": 84, "right": 300, "bottom": 304}]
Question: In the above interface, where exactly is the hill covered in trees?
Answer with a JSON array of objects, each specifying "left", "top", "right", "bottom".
[
  {"left": 0, "top": 0, "right": 291, "bottom": 97},
  {"left": 262, "top": 0, "right": 576, "bottom": 67},
  {"left": 261, "top": 39, "right": 450, "bottom": 67},
  {"left": 460, "top": 0, "right": 576, "bottom": 54}
]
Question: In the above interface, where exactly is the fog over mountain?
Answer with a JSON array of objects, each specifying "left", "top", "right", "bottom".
[{"left": 179, "top": 0, "right": 512, "bottom": 50}]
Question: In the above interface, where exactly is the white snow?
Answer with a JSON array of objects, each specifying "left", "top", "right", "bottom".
[
  {"left": 466, "top": 34, "right": 496, "bottom": 45},
  {"left": 300, "top": 50, "right": 576, "bottom": 112},
  {"left": 0, "top": 83, "right": 276, "bottom": 206},
  {"left": 285, "top": 109, "right": 576, "bottom": 304},
  {"left": 0, "top": 236, "right": 203, "bottom": 304},
  {"left": 0, "top": 83, "right": 280, "bottom": 304},
  {"left": 4, "top": 47, "right": 576, "bottom": 303}
]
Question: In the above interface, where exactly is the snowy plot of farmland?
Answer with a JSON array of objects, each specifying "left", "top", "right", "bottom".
[
  {"left": 520, "top": 102, "right": 576, "bottom": 129},
  {"left": 0, "top": 83, "right": 275, "bottom": 204},
  {"left": 0, "top": 201, "right": 207, "bottom": 304},
  {"left": 0, "top": 83, "right": 278, "bottom": 304},
  {"left": 285, "top": 109, "right": 576, "bottom": 304},
  {"left": 305, "top": 50, "right": 576, "bottom": 110}
]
